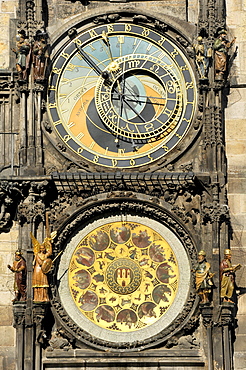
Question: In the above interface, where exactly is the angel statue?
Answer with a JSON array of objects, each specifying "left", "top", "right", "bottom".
[{"left": 31, "top": 231, "right": 57, "bottom": 302}]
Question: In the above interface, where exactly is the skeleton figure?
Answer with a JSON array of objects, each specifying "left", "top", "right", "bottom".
[{"left": 193, "top": 36, "right": 211, "bottom": 79}]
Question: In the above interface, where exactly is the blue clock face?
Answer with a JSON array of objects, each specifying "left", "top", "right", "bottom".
[{"left": 47, "top": 22, "right": 197, "bottom": 169}]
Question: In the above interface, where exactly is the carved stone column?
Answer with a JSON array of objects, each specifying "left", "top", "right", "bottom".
[
  {"left": 201, "top": 306, "right": 214, "bottom": 370},
  {"left": 17, "top": 181, "right": 48, "bottom": 370},
  {"left": 13, "top": 302, "right": 26, "bottom": 370},
  {"left": 33, "top": 303, "right": 50, "bottom": 370},
  {"left": 221, "top": 305, "right": 234, "bottom": 370}
]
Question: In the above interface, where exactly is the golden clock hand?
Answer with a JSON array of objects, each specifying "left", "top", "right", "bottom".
[
  {"left": 124, "top": 94, "right": 166, "bottom": 101},
  {"left": 101, "top": 32, "right": 123, "bottom": 96},
  {"left": 123, "top": 97, "right": 166, "bottom": 106},
  {"left": 101, "top": 31, "right": 113, "bottom": 62}
]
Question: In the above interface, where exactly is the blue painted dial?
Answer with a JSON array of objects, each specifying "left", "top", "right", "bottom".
[{"left": 47, "top": 22, "right": 197, "bottom": 168}]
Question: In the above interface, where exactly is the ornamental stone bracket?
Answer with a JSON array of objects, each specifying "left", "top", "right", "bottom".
[
  {"left": 13, "top": 302, "right": 26, "bottom": 328},
  {"left": 220, "top": 305, "right": 234, "bottom": 327},
  {"left": 33, "top": 302, "right": 51, "bottom": 345},
  {"left": 200, "top": 305, "right": 213, "bottom": 328}
]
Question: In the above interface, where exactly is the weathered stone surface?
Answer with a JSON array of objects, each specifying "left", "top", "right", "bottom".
[
  {"left": 234, "top": 352, "right": 246, "bottom": 370},
  {"left": 0, "top": 327, "right": 15, "bottom": 347},
  {"left": 0, "top": 306, "right": 13, "bottom": 326},
  {"left": 1, "top": 1, "right": 17, "bottom": 13},
  {"left": 0, "top": 347, "right": 15, "bottom": 370}
]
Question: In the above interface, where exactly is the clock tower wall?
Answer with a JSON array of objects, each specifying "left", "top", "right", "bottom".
[{"left": 1, "top": 1, "right": 246, "bottom": 370}]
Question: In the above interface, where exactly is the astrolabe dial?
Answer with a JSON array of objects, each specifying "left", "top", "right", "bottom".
[
  {"left": 95, "top": 55, "right": 182, "bottom": 141},
  {"left": 68, "top": 221, "right": 179, "bottom": 332},
  {"left": 47, "top": 22, "right": 197, "bottom": 168}
]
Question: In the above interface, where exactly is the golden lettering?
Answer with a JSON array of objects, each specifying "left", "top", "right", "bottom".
[
  {"left": 76, "top": 132, "right": 84, "bottom": 140},
  {"left": 144, "top": 123, "right": 154, "bottom": 132},
  {"left": 118, "top": 148, "right": 125, "bottom": 156},
  {"left": 63, "top": 135, "right": 71, "bottom": 143},
  {"left": 157, "top": 36, "right": 166, "bottom": 46},
  {"left": 125, "top": 24, "right": 132, "bottom": 32},
  {"left": 93, "top": 155, "right": 99, "bottom": 163},
  {"left": 90, "top": 141, "right": 96, "bottom": 149},
  {"left": 112, "top": 159, "right": 118, "bottom": 167},
  {"left": 61, "top": 52, "right": 70, "bottom": 60},
  {"left": 118, "top": 36, "right": 124, "bottom": 44},
  {"left": 128, "top": 60, "right": 140, "bottom": 69},
  {"left": 107, "top": 24, "right": 114, "bottom": 33},
  {"left": 171, "top": 49, "right": 178, "bottom": 58},
  {"left": 141, "top": 28, "right": 150, "bottom": 37},
  {"left": 52, "top": 67, "right": 61, "bottom": 75},
  {"left": 162, "top": 145, "right": 169, "bottom": 152},
  {"left": 48, "top": 103, "right": 57, "bottom": 108},
  {"left": 89, "top": 29, "right": 98, "bottom": 38},
  {"left": 186, "top": 82, "right": 194, "bottom": 89}
]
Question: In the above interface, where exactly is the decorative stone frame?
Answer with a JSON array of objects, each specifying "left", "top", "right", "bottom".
[{"left": 50, "top": 197, "right": 198, "bottom": 351}]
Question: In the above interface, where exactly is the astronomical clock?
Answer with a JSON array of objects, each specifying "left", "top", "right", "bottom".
[
  {"left": 53, "top": 213, "right": 195, "bottom": 350},
  {"left": 45, "top": 14, "right": 199, "bottom": 353},
  {"left": 47, "top": 21, "right": 197, "bottom": 169},
  {"left": 7, "top": 1, "right": 235, "bottom": 369}
]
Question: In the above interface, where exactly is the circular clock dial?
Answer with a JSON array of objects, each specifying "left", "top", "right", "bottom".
[
  {"left": 48, "top": 22, "right": 196, "bottom": 168},
  {"left": 57, "top": 216, "right": 191, "bottom": 344}
]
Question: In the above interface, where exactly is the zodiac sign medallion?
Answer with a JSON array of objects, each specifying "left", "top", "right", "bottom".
[{"left": 68, "top": 221, "right": 179, "bottom": 332}]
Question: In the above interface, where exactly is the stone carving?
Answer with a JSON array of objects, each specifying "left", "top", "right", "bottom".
[
  {"left": 202, "top": 203, "right": 229, "bottom": 224},
  {"left": 133, "top": 15, "right": 149, "bottom": 23},
  {"left": 193, "top": 36, "right": 212, "bottom": 79},
  {"left": 177, "top": 334, "right": 199, "bottom": 349},
  {"left": 172, "top": 191, "right": 200, "bottom": 225},
  {"left": 13, "top": 306, "right": 26, "bottom": 328},
  {"left": 154, "top": 20, "right": 168, "bottom": 32},
  {"left": 220, "top": 249, "right": 241, "bottom": 304},
  {"left": 193, "top": 250, "right": 214, "bottom": 305},
  {"left": 47, "top": 329, "right": 72, "bottom": 351},
  {"left": 213, "top": 30, "right": 236, "bottom": 80},
  {"left": 42, "top": 120, "right": 52, "bottom": 133},
  {"left": 93, "top": 13, "right": 121, "bottom": 24},
  {"left": 0, "top": 181, "right": 24, "bottom": 232},
  {"left": 33, "top": 32, "right": 49, "bottom": 81},
  {"left": 18, "top": 181, "right": 49, "bottom": 225},
  {"left": 7, "top": 251, "right": 27, "bottom": 302},
  {"left": 12, "top": 34, "right": 31, "bottom": 81}
]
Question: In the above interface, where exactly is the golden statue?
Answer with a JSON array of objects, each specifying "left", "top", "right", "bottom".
[
  {"left": 193, "top": 250, "right": 214, "bottom": 304},
  {"left": 31, "top": 230, "right": 56, "bottom": 302},
  {"left": 220, "top": 249, "right": 241, "bottom": 304}
]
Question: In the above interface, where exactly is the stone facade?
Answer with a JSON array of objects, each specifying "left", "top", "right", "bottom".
[{"left": 0, "top": 0, "right": 246, "bottom": 369}]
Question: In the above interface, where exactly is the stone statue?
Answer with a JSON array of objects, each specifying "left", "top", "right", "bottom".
[
  {"left": 33, "top": 33, "right": 49, "bottom": 81},
  {"left": 31, "top": 231, "right": 56, "bottom": 302},
  {"left": 12, "top": 34, "right": 31, "bottom": 81},
  {"left": 213, "top": 30, "right": 236, "bottom": 80},
  {"left": 193, "top": 36, "right": 211, "bottom": 79},
  {"left": 7, "top": 251, "right": 27, "bottom": 302},
  {"left": 193, "top": 250, "right": 214, "bottom": 304},
  {"left": 48, "top": 329, "right": 71, "bottom": 351},
  {"left": 220, "top": 249, "right": 241, "bottom": 304}
]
